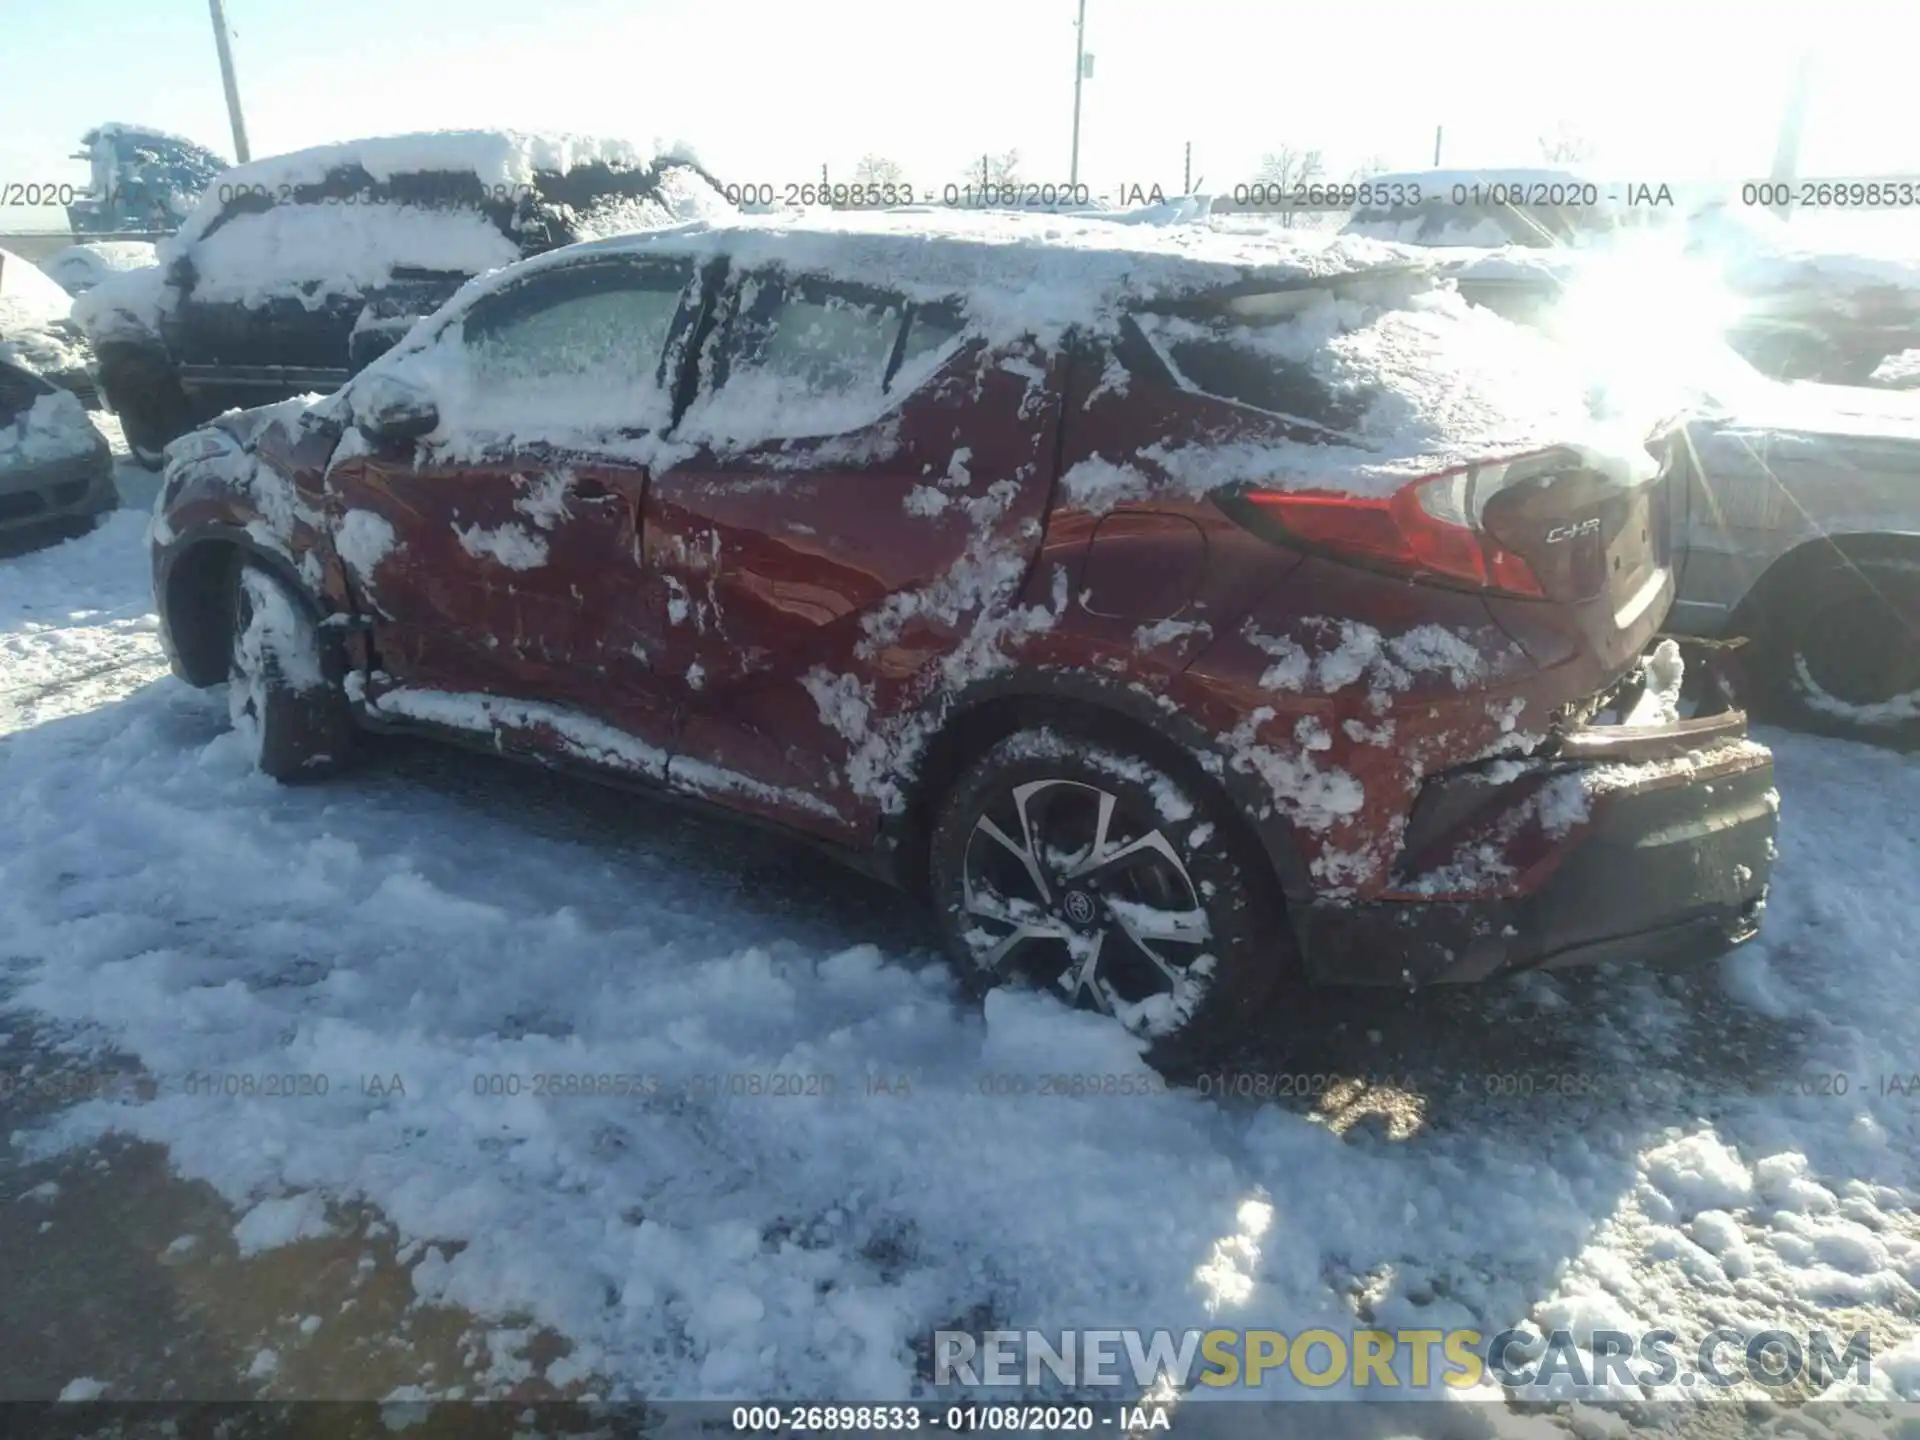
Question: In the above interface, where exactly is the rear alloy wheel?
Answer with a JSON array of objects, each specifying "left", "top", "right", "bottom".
[
  {"left": 930, "top": 728, "right": 1288, "bottom": 1061},
  {"left": 1757, "top": 555, "right": 1920, "bottom": 742},
  {"left": 227, "top": 561, "right": 354, "bottom": 781}
]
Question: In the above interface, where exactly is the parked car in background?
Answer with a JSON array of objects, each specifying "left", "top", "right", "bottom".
[
  {"left": 1449, "top": 248, "right": 1920, "bottom": 742},
  {"left": 1873, "top": 350, "right": 1920, "bottom": 389},
  {"left": 40, "top": 240, "right": 160, "bottom": 297},
  {"left": 1340, "top": 168, "right": 1654, "bottom": 249},
  {"left": 1, "top": 246, "right": 100, "bottom": 405},
  {"left": 1347, "top": 173, "right": 1920, "bottom": 386},
  {"left": 65, "top": 122, "right": 229, "bottom": 236},
  {"left": 76, "top": 130, "right": 732, "bottom": 466},
  {"left": 147, "top": 213, "right": 1775, "bottom": 1058},
  {"left": 0, "top": 253, "right": 112, "bottom": 538}
]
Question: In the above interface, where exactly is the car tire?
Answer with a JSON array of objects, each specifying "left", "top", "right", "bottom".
[
  {"left": 97, "top": 348, "right": 191, "bottom": 469},
  {"left": 1753, "top": 554, "right": 1920, "bottom": 743},
  {"left": 928, "top": 725, "right": 1292, "bottom": 1067},
  {"left": 227, "top": 561, "right": 355, "bottom": 781}
]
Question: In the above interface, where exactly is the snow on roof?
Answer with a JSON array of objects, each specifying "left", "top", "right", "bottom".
[
  {"left": 167, "top": 130, "right": 708, "bottom": 255},
  {"left": 395, "top": 209, "right": 1437, "bottom": 353},
  {"left": 212, "top": 129, "right": 688, "bottom": 195},
  {"left": 344, "top": 212, "right": 1662, "bottom": 492},
  {"left": 81, "top": 121, "right": 225, "bottom": 157}
]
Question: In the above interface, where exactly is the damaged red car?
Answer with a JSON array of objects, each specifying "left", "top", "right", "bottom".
[{"left": 148, "top": 211, "right": 1777, "bottom": 1053}]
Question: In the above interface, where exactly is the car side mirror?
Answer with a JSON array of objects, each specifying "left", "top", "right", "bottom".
[{"left": 353, "top": 374, "right": 439, "bottom": 443}]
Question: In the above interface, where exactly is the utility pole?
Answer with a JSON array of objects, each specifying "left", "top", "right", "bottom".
[
  {"left": 1768, "top": 51, "right": 1814, "bottom": 222},
  {"left": 1183, "top": 141, "right": 1192, "bottom": 195},
  {"left": 1070, "top": 0, "right": 1090, "bottom": 187},
  {"left": 208, "top": 0, "right": 251, "bottom": 163},
  {"left": 1433, "top": 125, "right": 1443, "bottom": 167}
]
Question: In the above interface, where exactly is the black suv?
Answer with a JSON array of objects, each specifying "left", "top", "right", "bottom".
[{"left": 76, "top": 131, "right": 729, "bottom": 465}]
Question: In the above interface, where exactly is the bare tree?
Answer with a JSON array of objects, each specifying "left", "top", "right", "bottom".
[
  {"left": 1350, "top": 154, "right": 1393, "bottom": 181},
  {"left": 958, "top": 149, "right": 1023, "bottom": 195},
  {"left": 1247, "top": 145, "right": 1326, "bottom": 227},
  {"left": 1537, "top": 124, "right": 1595, "bottom": 165},
  {"left": 852, "top": 154, "right": 909, "bottom": 189}
]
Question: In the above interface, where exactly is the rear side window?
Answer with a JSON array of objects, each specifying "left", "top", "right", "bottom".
[
  {"left": 1132, "top": 307, "right": 1370, "bottom": 434},
  {"left": 683, "top": 273, "right": 968, "bottom": 444},
  {"left": 737, "top": 290, "right": 904, "bottom": 393}
]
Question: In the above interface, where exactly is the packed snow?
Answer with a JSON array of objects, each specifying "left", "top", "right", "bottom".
[
  {"left": 167, "top": 130, "right": 698, "bottom": 253},
  {"left": 190, "top": 205, "right": 521, "bottom": 310},
  {"left": 5, "top": 490, "right": 1920, "bottom": 1417},
  {"left": 0, "top": 389, "right": 105, "bottom": 468}
]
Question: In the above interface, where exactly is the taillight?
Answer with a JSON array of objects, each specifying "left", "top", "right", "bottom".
[{"left": 1238, "top": 450, "right": 1579, "bottom": 598}]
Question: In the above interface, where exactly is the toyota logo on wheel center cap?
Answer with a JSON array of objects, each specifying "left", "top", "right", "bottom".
[{"left": 1063, "top": 890, "right": 1098, "bottom": 926}]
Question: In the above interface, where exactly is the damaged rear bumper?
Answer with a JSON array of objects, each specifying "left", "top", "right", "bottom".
[{"left": 1299, "top": 700, "right": 1777, "bottom": 987}]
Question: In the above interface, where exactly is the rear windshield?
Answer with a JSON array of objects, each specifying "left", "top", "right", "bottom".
[{"left": 1124, "top": 273, "right": 1674, "bottom": 486}]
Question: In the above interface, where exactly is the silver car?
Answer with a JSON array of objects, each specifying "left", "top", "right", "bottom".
[
  {"left": 1447, "top": 251, "right": 1920, "bottom": 741},
  {"left": 1668, "top": 384, "right": 1920, "bottom": 738},
  {"left": 0, "top": 249, "right": 115, "bottom": 539}
]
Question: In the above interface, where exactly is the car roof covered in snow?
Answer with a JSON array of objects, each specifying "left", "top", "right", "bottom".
[
  {"left": 435, "top": 208, "right": 1442, "bottom": 344},
  {"left": 169, "top": 130, "right": 712, "bottom": 250}
]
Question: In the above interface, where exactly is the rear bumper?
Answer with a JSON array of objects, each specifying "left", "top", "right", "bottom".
[
  {"left": 1299, "top": 712, "right": 1777, "bottom": 986},
  {"left": 0, "top": 445, "right": 116, "bottom": 533}
]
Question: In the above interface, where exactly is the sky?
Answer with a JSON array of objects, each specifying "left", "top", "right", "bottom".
[{"left": 0, "top": 0, "right": 1914, "bottom": 233}]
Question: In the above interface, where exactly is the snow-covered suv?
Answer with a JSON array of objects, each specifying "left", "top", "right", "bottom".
[{"left": 75, "top": 130, "right": 731, "bottom": 466}]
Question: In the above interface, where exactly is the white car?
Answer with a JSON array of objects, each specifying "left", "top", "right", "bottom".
[{"left": 40, "top": 241, "right": 160, "bottom": 297}]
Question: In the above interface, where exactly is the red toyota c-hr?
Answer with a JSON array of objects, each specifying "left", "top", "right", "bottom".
[{"left": 148, "top": 211, "right": 1776, "bottom": 1057}]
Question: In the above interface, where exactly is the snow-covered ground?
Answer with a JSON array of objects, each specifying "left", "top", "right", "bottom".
[{"left": 3, "top": 446, "right": 1920, "bottom": 1422}]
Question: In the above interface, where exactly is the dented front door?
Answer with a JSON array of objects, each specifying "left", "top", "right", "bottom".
[
  {"left": 319, "top": 252, "right": 701, "bottom": 764},
  {"left": 325, "top": 443, "right": 668, "bottom": 747}
]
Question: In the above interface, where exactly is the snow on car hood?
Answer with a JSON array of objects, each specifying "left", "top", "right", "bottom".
[
  {"left": 0, "top": 248, "right": 92, "bottom": 380},
  {"left": 69, "top": 263, "right": 171, "bottom": 346},
  {"left": 0, "top": 247, "right": 75, "bottom": 321},
  {"left": 0, "top": 388, "right": 101, "bottom": 469}
]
